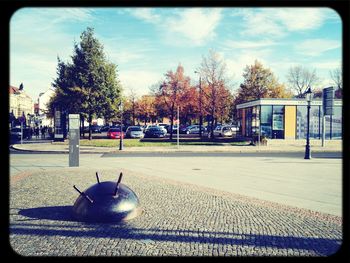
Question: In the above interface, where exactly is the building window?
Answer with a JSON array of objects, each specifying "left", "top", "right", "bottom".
[
  {"left": 331, "top": 106, "right": 342, "bottom": 139},
  {"left": 296, "top": 106, "right": 321, "bottom": 139},
  {"left": 260, "top": 105, "right": 272, "bottom": 138},
  {"left": 272, "top": 105, "right": 284, "bottom": 139}
]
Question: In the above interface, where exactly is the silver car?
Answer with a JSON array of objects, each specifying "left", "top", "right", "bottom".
[
  {"left": 126, "top": 126, "right": 144, "bottom": 138},
  {"left": 213, "top": 125, "right": 234, "bottom": 137}
]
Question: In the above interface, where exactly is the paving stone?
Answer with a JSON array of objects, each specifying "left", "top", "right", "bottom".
[{"left": 9, "top": 168, "right": 342, "bottom": 257}]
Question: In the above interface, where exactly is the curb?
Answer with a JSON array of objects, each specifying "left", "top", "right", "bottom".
[{"left": 10, "top": 145, "right": 342, "bottom": 154}]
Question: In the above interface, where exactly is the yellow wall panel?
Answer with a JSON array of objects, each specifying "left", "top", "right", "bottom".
[
  {"left": 241, "top": 109, "right": 246, "bottom": 136},
  {"left": 284, "top": 106, "right": 296, "bottom": 139}
]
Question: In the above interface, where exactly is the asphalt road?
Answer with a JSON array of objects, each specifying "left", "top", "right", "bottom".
[{"left": 9, "top": 151, "right": 342, "bottom": 216}]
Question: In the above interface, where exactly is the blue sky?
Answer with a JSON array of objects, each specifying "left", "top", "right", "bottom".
[{"left": 10, "top": 7, "right": 342, "bottom": 100}]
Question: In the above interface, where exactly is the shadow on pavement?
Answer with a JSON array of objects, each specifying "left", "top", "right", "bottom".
[{"left": 11, "top": 206, "right": 342, "bottom": 256}]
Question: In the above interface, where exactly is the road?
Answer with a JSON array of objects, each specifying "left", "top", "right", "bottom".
[{"left": 9, "top": 151, "right": 342, "bottom": 217}]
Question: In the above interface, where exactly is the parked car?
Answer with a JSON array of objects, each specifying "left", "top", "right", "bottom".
[
  {"left": 100, "top": 125, "right": 111, "bottom": 132},
  {"left": 107, "top": 127, "right": 124, "bottom": 139},
  {"left": 91, "top": 125, "right": 102, "bottom": 133},
  {"left": 144, "top": 126, "right": 166, "bottom": 138},
  {"left": 158, "top": 125, "right": 168, "bottom": 134},
  {"left": 158, "top": 123, "right": 169, "bottom": 132},
  {"left": 213, "top": 125, "right": 234, "bottom": 137},
  {"left": 182, "top": 125, "right": 207, "bottom": 134},
  {"left": 166, "top": 124, "right": 179, "bottom": 133},
  {"left": 10, "top": 127, "right": 31, "bottom": 141},
  {"left": 126, "top": 126, "right": 144, "bottom": 138}
]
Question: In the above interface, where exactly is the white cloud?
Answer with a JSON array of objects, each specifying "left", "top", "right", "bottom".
[
  {"left": 295, "top": 39, "right": 341, "bottom": 56},
  {"left": 119, "top": 70, "right": 162, "bottom": 96},
  {"left": 224, "top": 39, "right": 276, "bottom": 49},
  {"left": 129, "top": 8, "right": 161, "bottom": 24},
  {"left": 233, "top": 8, "right": 332, "bottom": 38},
  {"left": 164, "top": 8, "right": 222, "bottom": 45},
  {"left": 128, "top": 8, "right": 222, "bottom": 46}
]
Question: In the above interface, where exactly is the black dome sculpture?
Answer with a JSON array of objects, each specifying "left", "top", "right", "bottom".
[{"left": 72, "top": 172, "right": 141, "bottom": 223}]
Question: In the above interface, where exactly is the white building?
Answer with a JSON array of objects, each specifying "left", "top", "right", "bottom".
[
  {"left": 37, "top": 88, "right": 55, "bottom": 126},
  {"left": 9, "top": 85, "right": 34, "bottom": 118}
]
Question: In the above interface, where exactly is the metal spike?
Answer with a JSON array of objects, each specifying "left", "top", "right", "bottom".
[
  {"left": 96, "top": 172, "right": 100, "bottom": 184},
  {"left": 73, "top": 185, "right": 94, "bottom": 204},
  {"left": 113, "top": 172, "right": 123, "bottom": 196}
]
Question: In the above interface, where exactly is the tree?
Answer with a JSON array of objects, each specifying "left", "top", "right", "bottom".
[
  {"left": 330, "top": 67, "right": 342, "bottom": 99},
  {"left": 286, "top": 65, "right": 320, "bottom": 97},
  {"left": 136, "top": 95, "right": 157, "bottom": 125},
  {"left": 198, "top": 50, "right": 232, "bottom": 138},
  {"left": 155, "top": 64, "right": 191, "bottom": 140},
  {"left": 48, "top": 27, "right": 122, "bottom": 140},
  {"left": 235, "top": 60, "right": 293, "bottom": 104}
]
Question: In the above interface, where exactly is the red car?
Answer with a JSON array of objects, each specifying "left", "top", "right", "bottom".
[{"left": 107, "top": 128, "right": 124, "bottom": 139}]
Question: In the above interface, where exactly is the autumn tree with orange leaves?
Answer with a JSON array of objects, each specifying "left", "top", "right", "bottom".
[
  {"left": 155, "top": 64, "right": 192, "bottom": 140},
  {"left": 198, "top": 50, "right": 233, "bottom": 138}
]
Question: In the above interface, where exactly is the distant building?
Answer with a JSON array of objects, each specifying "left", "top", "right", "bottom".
[
  {"left": 236, "top": 98, "right": 342, "bottom": 140},
  {"left": 36, "top": 88, "right": 55, "bottom": 127},
  {"left": 9, "top": 85, "right": 34, "bottom": 118}
]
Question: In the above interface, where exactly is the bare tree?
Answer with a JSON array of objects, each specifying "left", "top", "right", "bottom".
[
  {"left": 286, "top": 66, "right": 320, "bottom": 97},
  {"left": 330, "top": 67, "right": 342, "bottom": 90},
  {"left": 199, "top": 50, "right": 230, "bottom": 138}
]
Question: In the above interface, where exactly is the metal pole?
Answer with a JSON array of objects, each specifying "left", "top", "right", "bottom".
[
  {"left": 304, "top": 101, "right": 311, "bottom": 159},
  {"left": 20, "top": 121, "right": 23, "bottom": 144},
  {"left": 322, "top": 114, "right": 325, "bottom": 147},
  {"left": 199, "top": 76, "right": 202, "bottom": 138},
  {"left": 177, "top": 106, "right": 180, "bottom": 149},
  {"left": 119, "top": 103, "right": 123, "bottom": 151}
]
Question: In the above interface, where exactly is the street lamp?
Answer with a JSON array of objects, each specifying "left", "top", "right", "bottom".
[
  {"left": 194, "top": 71, "right": 203, "bottom": 138},
  {"left": 304, "top": 86, "right": 313, "bottom": 159},
  {"left": 119, "top": 101, "right": 123, "bottom": 151}
]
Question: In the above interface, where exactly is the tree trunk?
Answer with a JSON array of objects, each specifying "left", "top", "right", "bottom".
[
  {"left": 169, "top": 105, "right": 175, "bottom": 140},
  {"left": 88, "top": 114, "right": 92, "bottom": 140},
  {"left": 81, "top": 116, "right": 85, "bottom": 139}
]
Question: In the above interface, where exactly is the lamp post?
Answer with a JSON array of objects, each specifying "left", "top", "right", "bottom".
[
  {"left": 119, "top": 101, "right": 123, "bottom": 151},
  {"left": 194, "top": 71, "right": 203, "bottom": 138},
  {"left": 304, "top": 86, "right": 313, "bottom": 159}
]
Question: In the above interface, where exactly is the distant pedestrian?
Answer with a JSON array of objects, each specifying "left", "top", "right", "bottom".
[
  {"left": 35, "top": 127, "right": 40, "bottom": 139},
  {"left": 41, "top": 126, "right": 45, "bottom": 139}
]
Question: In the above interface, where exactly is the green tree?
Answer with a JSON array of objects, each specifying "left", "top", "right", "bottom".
[
  {"left": 49, "top": 27, "right": 122, "bottom": 140},
  {"left": 235, "top": 60, "right": 292, "bottom": 105}
]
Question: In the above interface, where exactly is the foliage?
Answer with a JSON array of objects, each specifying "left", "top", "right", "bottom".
[
  {"left": 235, "top": 60, "right": 293, "bottom": 105},
  {"left": 155, "top": 64, "right": 192, "bottom": 139},
  {"left": 198, "top": 50, "right": 233, "bottom": 137},
  {"left": 48, "top": 27, "right": 122, "bottom": 140}
]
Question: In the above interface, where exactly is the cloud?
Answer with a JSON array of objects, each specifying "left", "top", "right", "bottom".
[
  {"left": 224, "top": 39, "right": 277, "bottom": 49},
  {"left": 164, "top": 8, "right": 222, "bottom": 45},
  {"left": 233, "top": 8, "right": 332, "bottom": 38},
  {"left": 295, "top": 39, "right": 341, "bottom": 56},
  {"left": 119, "top": 70, "right": 162, "bottom": 96},
  {"left": 129, "top": 8, "right": 161, "bottom": 24},
  {"left": 128, "top": 8, "right": 222, "bottom": 46}
]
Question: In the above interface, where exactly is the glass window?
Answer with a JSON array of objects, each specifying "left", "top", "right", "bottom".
[
  {"left": 297, "top": 106, "right": 320, "bottom": 139},
  {"left": 331, "top": 106, "right": 342, "bottom": 139},
  {"left": 260, "top": 106, "right": 272, "bottom": 138}
]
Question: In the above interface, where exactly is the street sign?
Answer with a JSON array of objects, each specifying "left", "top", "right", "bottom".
[
  {"left": 323, "top": 87, "right": 334, "bottom": 116},
  {"left": 69, "top": 114, "right": 80, "bottom": 167}
]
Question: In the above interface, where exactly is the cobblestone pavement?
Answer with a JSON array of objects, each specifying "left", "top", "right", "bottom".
[{"left": 9, "top": 168, "right": 342, "bottom": 256}]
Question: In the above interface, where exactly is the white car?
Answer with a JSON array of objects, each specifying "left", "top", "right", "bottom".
[
  {"left": 213, "top": 125, "right": 234, "bottom": 137},
  {"left": 126, "top": 126, "right": 144, "bottom": 138}
]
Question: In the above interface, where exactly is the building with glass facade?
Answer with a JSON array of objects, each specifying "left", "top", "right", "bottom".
[{"left": 236, "top": 98, "right": 342, "bottom": 140}]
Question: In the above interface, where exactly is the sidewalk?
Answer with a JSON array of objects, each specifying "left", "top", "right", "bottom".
[{"left": 11, "top": 139, "right": 342, "bottom": 154}]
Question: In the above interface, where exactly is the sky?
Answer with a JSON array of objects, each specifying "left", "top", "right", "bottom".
[{"left": 10, "top": 7, "right": 342, "bottom": 101}]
